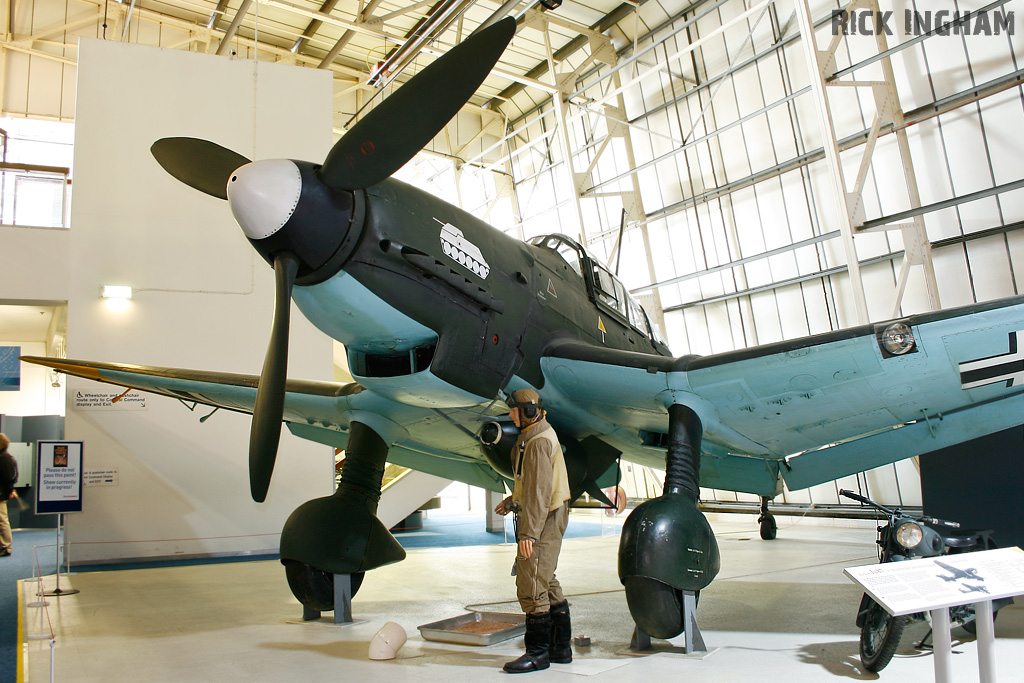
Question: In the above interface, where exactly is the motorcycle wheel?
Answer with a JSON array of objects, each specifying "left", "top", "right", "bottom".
[{"left": 860, "top": 597, "right": 906, "bottom": 673}]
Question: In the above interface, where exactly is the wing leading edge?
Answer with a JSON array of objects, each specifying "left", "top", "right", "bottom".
[{"left": 19, "top": 356, "right": 507, "bottom": 493}]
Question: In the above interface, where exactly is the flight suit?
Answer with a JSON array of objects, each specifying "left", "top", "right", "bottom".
[{"left": 511, "top": 418, "right": 570, "bottom": 614}]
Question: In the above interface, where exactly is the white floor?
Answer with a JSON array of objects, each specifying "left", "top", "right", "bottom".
[{"left": 20, "top": 514, "right": 1024, "bottom": 682}]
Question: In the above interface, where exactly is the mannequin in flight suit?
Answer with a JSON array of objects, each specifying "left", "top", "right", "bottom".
[{"left": 494, "top": 388, "right": 572, "bottom": 673}]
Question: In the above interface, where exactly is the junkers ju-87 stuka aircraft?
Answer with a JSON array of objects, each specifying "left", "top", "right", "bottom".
[{"left": 23, "top": 17, "right": 1024, "bottom": 641}]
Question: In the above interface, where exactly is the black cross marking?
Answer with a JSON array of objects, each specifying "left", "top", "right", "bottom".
[{"left": 959, "top": 330, "right": 1024, "bottom": 390}]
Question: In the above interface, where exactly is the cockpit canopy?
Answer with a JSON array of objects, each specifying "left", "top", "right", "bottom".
[{"left": 529, "top": 233, "right": 667, "bottom": 346}]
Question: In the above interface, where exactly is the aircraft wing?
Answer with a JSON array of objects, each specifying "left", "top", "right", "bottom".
[
  {"left": 20, "top": 357, "right": 508, "bottom": 493},
  {"left": 542, "top": 295, "right": 1024, "bottom": 495}
]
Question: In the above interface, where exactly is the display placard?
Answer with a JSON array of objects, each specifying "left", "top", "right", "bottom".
[
  {"left": 36, "top": 441, "right": 84, "bottom": 514},
  {"left": 845, "top": 547, "right": 1024, "bottom": 616}
]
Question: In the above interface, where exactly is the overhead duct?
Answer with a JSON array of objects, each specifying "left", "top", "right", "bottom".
[{"left": 367, "top": 0, "right": 481, "bottom": 87}]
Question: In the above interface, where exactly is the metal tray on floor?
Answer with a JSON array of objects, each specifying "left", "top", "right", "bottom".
[{"left": 418, "top": 611, "right": 526, "bottom": 646}]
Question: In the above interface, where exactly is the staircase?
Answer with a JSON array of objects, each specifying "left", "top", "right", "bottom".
[{"left": 376, "top": 465, "right": 451, "bottom": 529}]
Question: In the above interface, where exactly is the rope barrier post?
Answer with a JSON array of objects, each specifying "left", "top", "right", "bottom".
[{"left": 26, "top": 546, "right": 50, "bottom": 610}]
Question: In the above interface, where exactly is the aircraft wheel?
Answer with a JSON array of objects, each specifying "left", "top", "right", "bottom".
[
  {"left": 283, "top": 560, "right": 365, "bottom": 611},
  {"left": 759, "top": 513, "right": 777, "bottom": 540}
]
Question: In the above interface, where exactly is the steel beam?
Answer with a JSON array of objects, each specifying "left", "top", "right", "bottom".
[
  {"left": 289, "top": 0, "right": 343, "bottom": 53},
  {"left": 795, "top": 0, "right": 868, "bottom": 324},
  {"left": 658, "top": 219, "right": 1024, "bottom": 310},
  {"left": 859, "top": 179, "right": 1024, "bottom": 232},
  {"left": 632, "top": 231, "right": 842, "bottom": 296},
  {"left": 215, "top": 0, "right": 254, "bottom": 56},
  {"left": 828, "top": 0, "right": 1013, "bottom": 82},
  {"left": 317, "top": 0, "right": 387, "bottom": 69}
]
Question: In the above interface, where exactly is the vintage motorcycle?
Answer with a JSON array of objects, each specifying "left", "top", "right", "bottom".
[{"left": 839, "top": 489, "right": 1008, "bottom": 673}]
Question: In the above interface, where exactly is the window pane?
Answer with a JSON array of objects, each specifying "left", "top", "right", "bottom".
[{"left": 13, "top": 176, "right": 64, "bottom": 227}]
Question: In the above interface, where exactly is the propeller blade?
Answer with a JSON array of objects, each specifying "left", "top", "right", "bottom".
[
  {"left": 318, "top": 17, "right": 516, "bottom": 191},
  {"left": 151, "top": 137, "right": 251, "bottom": 200},
  {"left": 249, "top": 252, "right": 300, "bottom": 502}
]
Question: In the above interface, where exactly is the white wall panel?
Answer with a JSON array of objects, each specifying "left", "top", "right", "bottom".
[
  {"left": 0, "top": 225, "right": 69, "bottom": 299},
  {"left": 65, "top": 39, "right": 334, "bottom": 563},
  {"left": 3, "top": 52, "right": 32, "bottom": 116},
  {"left": 776, "top": 284, "right": 811, "bottom": 338},
  {"left": 748, "top": 289, "right": 783, "bottom": 343},
  {"left": 801, "top": 280, "right": 834, "bottom": 335},
  {"left": 921, "top": 31, "right": 971, "bottom": 100},
  {"left": 861, "top": 261, "right": 897, "bottom": 321},
  {"left": 932, "top": 247, "right": 975, "bottom": 307},
  {"left": 1008, "top": 231, "right": 1024, "bottom": 288},
  {"left": 966, "top": 236, "right": 1017, "bottom": 302}
]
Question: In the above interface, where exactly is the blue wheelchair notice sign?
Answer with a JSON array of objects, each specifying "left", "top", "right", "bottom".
[{"left": 36, "top": 441, "right": 84, "bottom": 514}]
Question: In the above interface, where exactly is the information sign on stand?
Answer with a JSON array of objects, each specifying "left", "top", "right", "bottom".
[
  {"left": 845, "top": 547, "right": 1024, "bottom": 683},
  {"left": 34, "top": 441, "right": 84, "bottom": 597},
  {"left": 36, "top": 441, "right": 84, "bottom": 514}
]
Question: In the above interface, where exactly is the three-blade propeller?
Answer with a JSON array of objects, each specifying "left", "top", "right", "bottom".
[{"left": 150, "top": 18, "right": 517, "bottom": 502}]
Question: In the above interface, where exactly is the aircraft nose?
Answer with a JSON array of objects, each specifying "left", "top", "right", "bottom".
[{"left": 227, "top": 160, "right": 302, "bottom": 240}]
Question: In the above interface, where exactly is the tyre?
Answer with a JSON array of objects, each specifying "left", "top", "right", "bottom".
[
  {"left": 860, "top": 598, "right": 906, "bottom": 672},
  {"left": 283, "top": 561, "right": 365, "bottom": 612},
  {"left": 759, "top": 514, "right": 777, "bottom": 540}
]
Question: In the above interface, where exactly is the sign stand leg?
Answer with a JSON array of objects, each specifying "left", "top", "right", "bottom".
[
  {"left": 930, "top": 607, "right": 952, "bottom": 683},
  {"left": 976, "top": 600, "right": 996, "bottom": 683},
  {"left": 44, "top": 513, "right": 79, "bottom": 597}
]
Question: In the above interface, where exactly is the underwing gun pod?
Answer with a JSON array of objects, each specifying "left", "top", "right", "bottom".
[{"left": 619, "top": 404, "right": 720, "bottom": 641}]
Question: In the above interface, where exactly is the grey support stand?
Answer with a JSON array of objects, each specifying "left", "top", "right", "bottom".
[
  {"left": 301, "top": 573, "right": 355, "bottom": 624},
  {"left": 631, "top": 590, "right": 706, "bottom": 654}
]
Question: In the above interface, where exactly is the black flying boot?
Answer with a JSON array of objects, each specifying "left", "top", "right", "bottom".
[
  {"left": 549, "top": 601, "right": 572, "bottom": 663},
  {"left": 503, "top": 611, "right": 551, "bottom": 673}
]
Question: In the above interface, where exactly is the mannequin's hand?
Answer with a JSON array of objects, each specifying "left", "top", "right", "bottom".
[
  {"left": 518, "top": 538, "right": 534, "bottom": 559},
  {"left": 494, "top": 496, "right": 513, "bottom": 516}
]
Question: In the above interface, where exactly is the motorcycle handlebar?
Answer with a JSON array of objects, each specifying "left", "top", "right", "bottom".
[
  {"left": 839, "top": 490, "right": 962, "bottom": 528},
  {"left": 838, "top": 489, "right": 897, "bottom": 516},
  {"left": 920, "top": 516, "right": 961, "bottom": 528}
]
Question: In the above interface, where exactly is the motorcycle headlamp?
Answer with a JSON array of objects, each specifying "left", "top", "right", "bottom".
[{"left": 896, "top": 522, "right": 924, "bottom": 549}]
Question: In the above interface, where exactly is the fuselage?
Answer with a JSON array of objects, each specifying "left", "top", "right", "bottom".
[
  {"left": 229, "top": 161, "right": 670, "bottom": 410},
  {"left": 225, "top": 159, "right": 674, "bottom": 488}
]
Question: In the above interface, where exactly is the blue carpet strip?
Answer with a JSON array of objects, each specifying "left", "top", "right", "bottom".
[{"left": 1, "top": 529, "right": 59, "bottom": 682}]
